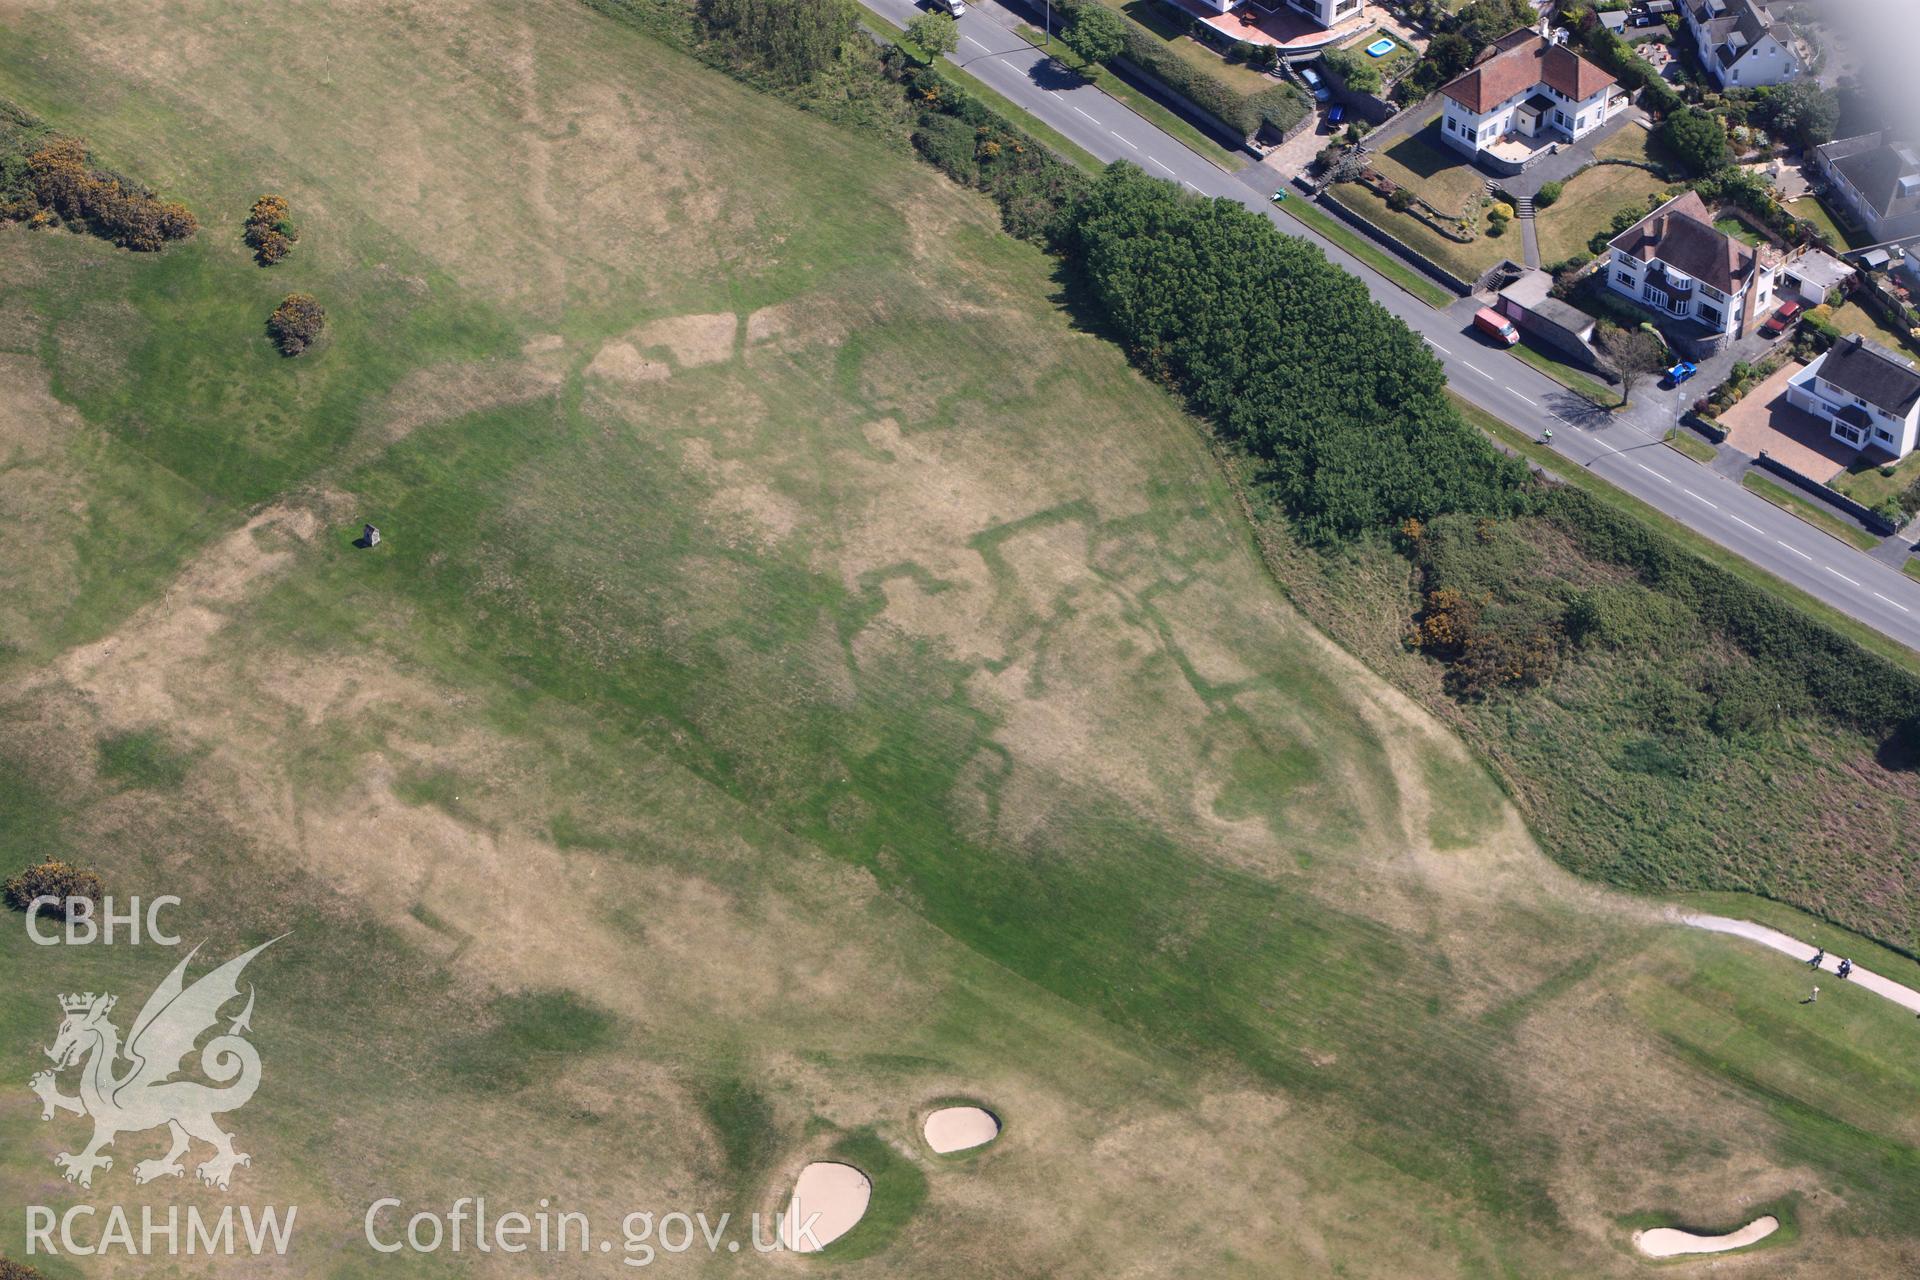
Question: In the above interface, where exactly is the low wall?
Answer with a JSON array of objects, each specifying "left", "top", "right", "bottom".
[
  {"left": 1754, "top": 451, "right": 1899, "bottom": 536},
  {"left": 1316, "top": 188, "right": 1470, "bottom": 295}
]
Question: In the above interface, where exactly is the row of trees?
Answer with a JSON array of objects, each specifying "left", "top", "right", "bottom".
[{"left": 1064, "top": 165, "right": 1528, "bottom": 540}]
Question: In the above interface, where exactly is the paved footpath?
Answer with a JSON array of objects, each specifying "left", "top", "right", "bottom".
[{"left": 1682, "top": 913, "right": 1920, "bottom": 1014}]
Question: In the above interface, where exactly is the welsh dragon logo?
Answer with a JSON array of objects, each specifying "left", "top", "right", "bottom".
[{"left": 30, "top": 938, "right": 282, "bottom": 1191}]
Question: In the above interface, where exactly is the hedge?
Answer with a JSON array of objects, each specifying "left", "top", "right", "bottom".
[{"left": 1056, "top": 0, "right": 1306, "bottom": 138}]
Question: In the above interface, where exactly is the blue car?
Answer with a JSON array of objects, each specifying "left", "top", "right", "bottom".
[
  {"left": 1666, "top": 361, "right": 1697, "bottom": 386},
  {"left": 1328, "top": 104, "right": 1345, "bottom": 125}
]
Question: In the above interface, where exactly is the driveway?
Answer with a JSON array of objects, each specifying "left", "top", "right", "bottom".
[{"left": 1716, "top": 360, "right": 1855, "bottom": 479}]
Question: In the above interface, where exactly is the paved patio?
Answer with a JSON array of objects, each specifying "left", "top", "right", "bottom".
[
  {"left": 1161, "top": 0, "right": 1381, "bottom": 51},
  {"left": 1716, "top": 361, "right": 1859, "bottom": 479}
]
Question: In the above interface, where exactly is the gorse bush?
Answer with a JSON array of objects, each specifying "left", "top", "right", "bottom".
[
  {"left": 1065, "top": 165, "right": 1529, "bottom": 540},
  {"left": 14, "top": 136, "right": 196, "bottom": 250},
  {"left": 696, "top": 0, "right": 858, "bottom": 84},
  {"left": 267, "top": 293, "right": 326, "bottom": 356},
  {"left": 4, "top": 861, "right": 104, "bottom": 916},
  {"left": 244, "top": 193, "right": 298, "bottom": 265}
]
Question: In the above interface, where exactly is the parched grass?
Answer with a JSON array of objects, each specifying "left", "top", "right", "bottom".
[
  {"left": 1534, "top": 161, "right": 1669, "bottom": 265},
  {"left": 1267, "top": 192, "right": 1456, "bottom": 306},
  {"left": 1665, "top": 427, "right": 1718, "bottom": 463},
  {"left": 1327, "top": 181, "right": 1511, "bottom": 285},
  {"left": 6, "top": 0, "right": 1920, "bottom": 1273},
  {"left": 1010, "top": 24, "right": 1248, "bottom": 170},
  {"left": 1741, "top": 472, "right": 1881, "bottom": 551}
]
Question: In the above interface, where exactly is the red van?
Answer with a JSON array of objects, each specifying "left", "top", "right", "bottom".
[{"left": 1473, "top": 307, "right": 1519, "bottom": 347}]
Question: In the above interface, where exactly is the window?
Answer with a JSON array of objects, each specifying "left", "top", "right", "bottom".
[
  {"left": 1699, "top": 304, "right": 1722, "bottom": 326},
  {"left": 1615, "top": 270, "right": 1636, "bottom": 287},
  {"left": 1877, "top": 428, "right": 1896, "bottom": 444}
]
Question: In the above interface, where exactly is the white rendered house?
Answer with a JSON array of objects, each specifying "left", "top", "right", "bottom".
[
  {"left": 1438, "top": 29, "right": 1626, "bottom": 165},
  {"left": 1787, "top": 334, "right": 1920, "bottom": 459},
  {"left": 1605, "top": 192, "right": 1778, "bottom": 344},
  {"left": 1682, "top": 0, "right": 1802, "bottom": 89}
]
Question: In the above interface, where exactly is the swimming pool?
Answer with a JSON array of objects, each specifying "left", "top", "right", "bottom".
[{"left": 1365, "top": 37, "right": 1396, "bottom": 57}]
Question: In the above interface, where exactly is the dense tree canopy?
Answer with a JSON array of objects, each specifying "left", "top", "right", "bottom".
[
  {"left": 1061, "top": 3, "right": 1126, "bottom": 67},
  {"left": 1654, "top": 108, "right": 1731, "bottom": 178},
  {"left": 1065, "top": 165, "right": 1528, "bottom": 540},
  {"left": 904, "top": 11, "right": 958, "bottom": 61}
]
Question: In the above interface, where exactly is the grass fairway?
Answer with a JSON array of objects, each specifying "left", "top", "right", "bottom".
[{"left": 1, "top": 1, "right": 1918, "bottom": 1276}]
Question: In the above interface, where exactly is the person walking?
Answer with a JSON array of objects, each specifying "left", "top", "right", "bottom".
[
  {"left": 1807, "top": 985, "right": 1819, "bottom": 1003},
  {"left": 1838, "top": 958, "right": 1853, "bottom": 980},
  {"left": 1810, "top": 947, "right": 1825, "bottom": 969}
]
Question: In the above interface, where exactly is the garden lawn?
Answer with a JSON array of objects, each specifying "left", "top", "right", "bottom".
[
  {"left": 1327, "top": 182, "right": 1512, "bottom": 284},
  {"left": 1341, "top": 27, "right": 1417, "bottom": 81},
  {"left": 1534, "top": 161, "right": 1669, "bottom": 266},
  {"left": 1830, "top": 446, "right": 1920, "bottom": 512},
  {"left": 1793, "top": 193, "right": 1871, "bottom": 250},
  {"left": 1365, "top": 113, "right": 1487, "bottom": 218},
  {"left": 1828, "top": 298, "right": 1917, "bottom": 358}
]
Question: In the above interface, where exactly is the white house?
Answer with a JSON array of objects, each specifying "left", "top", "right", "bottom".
[
  {"left": 1284, "top": 0, "right": 1362, "bottom": 27},
  {"left": 1605, "top": 191, "right": 1779, "bottom": 346},
  {"left": 1682, "top": 0, "right": 1801, "bottom": 89},
  {"left": 1438, "top": 29, "right": 1626, "bottom": 166},
  {"left": 1787, "top": 334, "right": 1920, "bottom": 459},
  {"left": 1813, "top": 133, "right": 1920, "bottom": 244}
]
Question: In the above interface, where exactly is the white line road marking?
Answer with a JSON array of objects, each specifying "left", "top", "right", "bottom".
[
  {"left": 962, "top": 35, "right": 989, "bottom": 50},
  {"left": 1071, "top": 105, "right": 1096, "bottom": 121},
  {"left": 1683, "top": 488, "right": 1717, "bottom": 509},
  {"left": 1150, "top": 157, "right": 1174, "bottom": 175},
  {"left": 1637, "top": 463, "right": 1672, "bottom": 484},
  {"left": 1110, "top": 131, "right": 1137, "bottom": 149},
  {"left": 1874, "top": 592, "right": 1912, "bottom": 612},
  {"left": 1729, "top": 514, "right": 1763, "bottom": 532},
  {"left": 1777, "top": 540, "right": 1813, "bottom": 561},
  {"left": 1512, "top": 392, "right": 1536, "bottom": 406},
  {"left": 1463, "top": 362, "right": 1493, "bottom": 379},
  {"left": 1182, "top": 180, "right": 1200, "bottom": 191},
  {"left": 1825, "top": 566, "right": 1861, "bottom": 586}
]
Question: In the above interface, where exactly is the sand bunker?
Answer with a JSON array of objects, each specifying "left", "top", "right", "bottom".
[
  {"left": 1632, "top": 1216, "right": 1779, "bottom": 1258},
  {"left": 923, "top": 1106, "right": 1000, "bottom": 1153},
  {"left": 781, "top": 1162, "right": 870, "bottom": 1253}
]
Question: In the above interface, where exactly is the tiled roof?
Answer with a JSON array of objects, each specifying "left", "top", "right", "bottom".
[
  {"left": 1609, "top": 191, "right": 1754, "bottom": 294},
  {"left": 1440, "top": 29, "right": 1615, "bottom": 114},
  {"left": 1818, "top": 334, "right": 1920, "bottom": 419},
  {"left": 1819, "top": 132, "right": 1920, "bottom": 218}
]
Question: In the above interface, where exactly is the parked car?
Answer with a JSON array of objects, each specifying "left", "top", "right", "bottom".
[
  {"left": 1759, "top": 300, "right": 1803, "bottom": 338},
  {"left": 1472, "top": 307, "right": 1520, "bottom": 347},
  {"left": 1300, "top": 67, "right": 1329, "bottom": 102},
  {"left": 1327, "top": 104, "right": 1345, "bottom": 125},
  {"left": 1270, "top": 188, "right": 1289, "bottom": 202},
  {"left": 940, "top": 0, "right": 966, "bottom": 14},
  {"left": 1666, "top": 360, "right": 1698, "bottom": 386}
]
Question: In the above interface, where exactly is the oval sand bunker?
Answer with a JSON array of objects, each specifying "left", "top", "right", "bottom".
[
  {"left": 1632, "top": 1216, "right": 1779, "bottom": 1258},
  {"left": 923, "top": 1106, "right": 1000, "bottom": 1153},
  {"left": 780, "top": 1162, "right": 871, "bottom": 1253}
]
